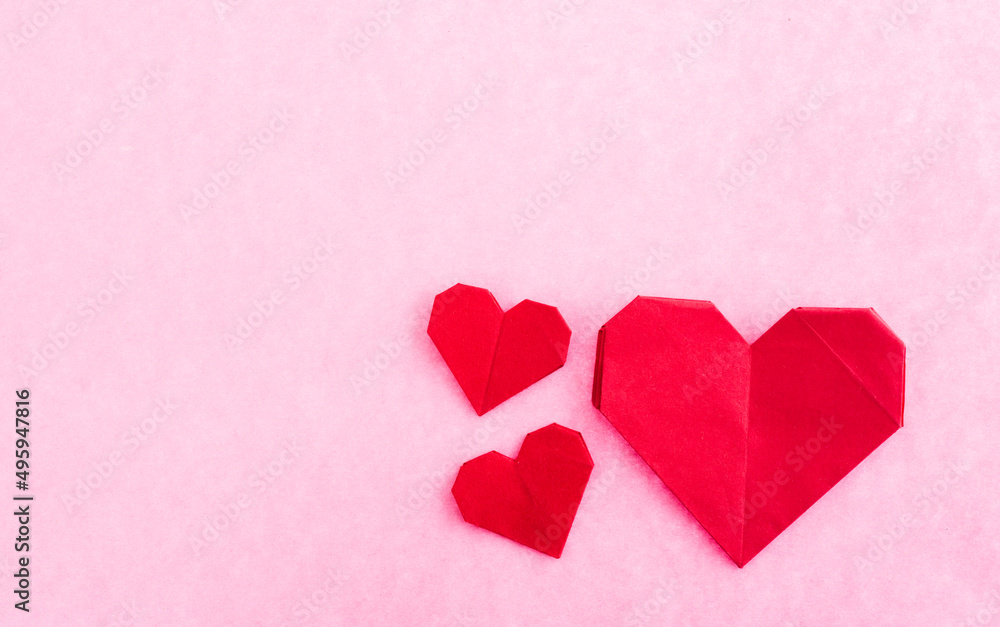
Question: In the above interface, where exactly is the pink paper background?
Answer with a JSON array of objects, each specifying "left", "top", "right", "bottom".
[{"left": 2, "top": 1, "right": 999, "bottom": 624}]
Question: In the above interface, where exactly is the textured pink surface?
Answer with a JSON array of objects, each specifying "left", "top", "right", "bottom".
[{"left": 1, "top": 1, "right": 998, "bottom": 625}]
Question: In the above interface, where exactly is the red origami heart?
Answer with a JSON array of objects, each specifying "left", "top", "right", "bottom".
[
  {"left": 452, "top": 423, "right": 594, "bottom": 558},
  {"left": 427, "top": 284, "right": 571, "bottom": 415},
  {"left": 593, "top": 297, "right": 905, "bottom": 567}
]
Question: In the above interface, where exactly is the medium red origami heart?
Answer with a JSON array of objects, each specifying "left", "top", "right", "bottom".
[
  {"left": 452, "top": 423, "right": 594, "bottom": 558},
  {"left": 593, "top": 297, "right": 905, "bottom": 567},
  {"left": 427, "top": 284, "right": 571, "bottom": 415}
]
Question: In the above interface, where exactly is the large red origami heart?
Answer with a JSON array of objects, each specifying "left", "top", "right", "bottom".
[
  {"left": 428, "top": 284, "right": 571, "bottom": 415},
  {"left": 452, "top": 423, "right": 594, "bottom": 558},
  {"left": 593, "top": 297, "right": 905, "bottom": 567}
]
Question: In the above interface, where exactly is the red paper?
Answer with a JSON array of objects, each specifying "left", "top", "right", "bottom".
[
  {"left": 593, "top": 297, "right": 905, "bottom": 567},
  {"left": 427, "top": 284, "right": 571, "bottom": 415},
  {"left": 452, "top": 423, "right": 594, "bottom": 558}
]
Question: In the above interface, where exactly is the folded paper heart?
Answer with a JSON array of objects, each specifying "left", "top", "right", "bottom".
[
  {"left": 452, "top": 423, "right": 594, "bottom": 558},
  {"left": 427, "top": 284, "right": 571, "bottom": 415},
  {"left": 593, "top": 297, "right": 905, "bottom": 567}
]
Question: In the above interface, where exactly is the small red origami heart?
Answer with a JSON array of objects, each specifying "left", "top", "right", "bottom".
[
  {"left": 427, "top": 284, "right": 571, "bottom": 415},
  {"left": 452, "top": 423, "right": 594, "bottom": 558},
  {"left": 593, "top": 297, "right": 905, "bottom": 567}
]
